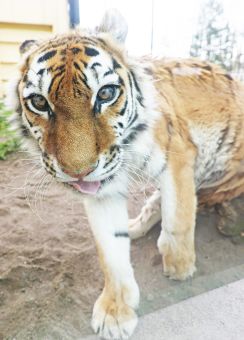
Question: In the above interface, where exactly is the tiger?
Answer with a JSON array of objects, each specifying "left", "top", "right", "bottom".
[{"left": 7, "top": 9, "right": 244, "bottom": 340}]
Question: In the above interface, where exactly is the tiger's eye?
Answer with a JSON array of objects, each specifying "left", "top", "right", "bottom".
[
  {"left": 97, "top": 85, "right": 116, "bottom": 101},
  {"left": 31, "top": 95, "right": 49, "bottom": 112}
]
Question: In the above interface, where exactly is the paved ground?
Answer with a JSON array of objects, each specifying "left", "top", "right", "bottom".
[{"left": 85, "top": 279, "right": 244, "bottom": 340}]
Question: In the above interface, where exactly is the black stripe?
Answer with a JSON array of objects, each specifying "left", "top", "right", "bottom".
[
  {"left": 137, "top": 96, "right": 144, "bottom": 107},
  {"left": 74, "top": 59, "right": 88, "bottom": 69},
  {"left": 104, "top": 69, "right": 114, "bottom": 77},
  {"left": 118, "top": 99, "right": 128, "bottom": 115},
  {"left": 91, "top": 62, "right": 102, "bottom": 69},
  {"left": 118, "top": 76, "right": 125, "bottom": 86},
  {"left": 130, "top": 71, "right": 141, "bottom": 95},
  {"left": 112, "top": 58, "right": 122, "bottom": 69},
  {"left": 110, "top": 145, "right": 119, "bottom": 154},
  {"left": 102, "top": 161, "right": 119, "bottom": 177},
  {"left": 91, "top": 66, "right": 99, "bottom": 82},
  {"left": 122, "top": 122, "right": 147, "bottom": 144},
  {"left": 55, "top": 76, "right": 64, "bottom": 99},
  {"left": 216, "top": 125, "right": 229, "bottom": 152},
  {"left": 20, "top": 124, "right": 30, "bottom": 137},
  {"left": 84, "top": 47, "right": 99, "bottom": 56},
  {"left": 127, "top": 112, "right": 138, "bottom": 129},
  {"left": 127, "top": 73, "right": 136, "bottom": 127},
  {"left": 128, "top": 72, "right": 134, "bottom": 99},
  {"left": 100, "top": 174, "right": 115, "bottom": 186},
  {"left": 25, "top": 114, "right": 33, "bottom": 127},
  {"left": 104, "top": 154, "right": 117, "bottom": 168},
  {"left": 74, "top": 61, "right": 82, "bottom": 72},
  {"left": 48, "top": 70, "right": 65, "bottom": 93},
  {"left": 38, "top": 50, "right": 57, "bottom": 63},
  {"left": 130, "top": 71, "right": 144, "bottom": 107},
  {"left": 97, "top": 37, "right": 109, "bottom": 46},
  {"left": 26, "top": 81, "right": 34, "bottom": 88},
  {"left": 53, "top": 64, "right": 65, "bottom": 72},
  {"left": 47, "top": 66, "right": 53, "bottom": 73},
  {"left": 72, "top": 74, "right": 79, "bottom": 85},
  {"left": 80, "top": 37, "right": 99, "bottom": 45},
  {"left": 71, "top": 47, "right": 82, "bottom": 54},
  {"left": 202, "top": 65, "right": 212, "bottom": 71},
  {"left": 134, "top": 123, "right": 148, "bottom": 132},
  {"left": 81, "top": 60, "right": 88, "bottom": 68},
  {"left": 224, "top": 73, "right": 233, "bottom": 81},
  {"left": 60, "top": 49, "right": 67, "bottom": 56},
  {"left": 144, "top": 66, "right": 152, "bottom": 75},
  {"left": 114, "top": 232, "right": 129, "bottom": 238},
  {"left": 116, "top": 88, "right": 124, "bottom": 102},
  {"left": 122, "top": 134, "right": 135, "bottom": 145},
  {"left": 77, "top": 74, "right": 90, "bottom": 90},
  {"left": 73, "top": 62, "right": 90, "bottom": 89},
  {"left": 37, "top": 68, "right": 45, "bottom": 76}
]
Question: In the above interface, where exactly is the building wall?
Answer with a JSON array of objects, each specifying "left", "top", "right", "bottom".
[{"left": 0, "top": 0, "right": 69, "bottom": 97}]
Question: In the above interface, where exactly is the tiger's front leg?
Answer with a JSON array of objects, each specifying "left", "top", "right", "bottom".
[
  {"left": 84, "top": 196, "right": 139, "bottom": 340},
  {"left": 158, "top": 155, "right": 197, "bottom": 281}
]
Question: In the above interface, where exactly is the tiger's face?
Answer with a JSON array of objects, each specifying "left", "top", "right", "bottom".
[{"left": 12, "top": 12, "right": 148, "bottom": 197}]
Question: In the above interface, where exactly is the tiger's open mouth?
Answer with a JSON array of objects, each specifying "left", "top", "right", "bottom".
[
  {"left": 68, "top": 179, "right": 101, "bottom": 195},
  {"left": 66, "top": 155, "right": 123, "bottom": 195}
]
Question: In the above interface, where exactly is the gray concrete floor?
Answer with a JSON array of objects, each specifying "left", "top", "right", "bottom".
[{"left": 85, "top": 279, "right": 244, "bottom": 340}]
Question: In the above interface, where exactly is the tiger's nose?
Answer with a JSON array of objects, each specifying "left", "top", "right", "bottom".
[
  {"left": 62, "top": 168, "right": 94, "bottom": 179},
  {"left": 62, "top": 165, "right": 96, "bottom": 179}
]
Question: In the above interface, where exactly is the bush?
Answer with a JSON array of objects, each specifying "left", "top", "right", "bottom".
[{"left": 0, "top": 101, "right": 20, "bottom": 159}]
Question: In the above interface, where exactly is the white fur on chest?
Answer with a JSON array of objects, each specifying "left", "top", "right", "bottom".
[
  {"left": 190, "top": 124, "right": 230, "bottom": 189},
  {"left": 128, "top": 128, "right": 166, "bottom": 183}
]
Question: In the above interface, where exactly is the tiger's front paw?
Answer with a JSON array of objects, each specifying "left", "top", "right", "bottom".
[
  {"left": 91, "top": 293, "right": 138, "bottom": 340},
  {"left": 163, "top": 252, "right": 196, "bottom": 280},
  {"left": 158, "top": 231, "right": 196, "bottom": 280}
]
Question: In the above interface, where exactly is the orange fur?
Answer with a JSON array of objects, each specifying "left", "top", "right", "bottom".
[{"left": 151, "top": 58, "right": 244, "bottom": 205}]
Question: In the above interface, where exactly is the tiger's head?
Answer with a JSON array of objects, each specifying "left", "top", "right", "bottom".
[{"left": 8, "top": 10, "right": 152, "bottom": 197}]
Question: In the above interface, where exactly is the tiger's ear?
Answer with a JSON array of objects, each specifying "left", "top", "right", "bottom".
[
  {"left": 19, "top": 39, "right": 39, "bottom": 55},
  {"left": 97, "top": 9, "right": 128, "bottom": 44}
]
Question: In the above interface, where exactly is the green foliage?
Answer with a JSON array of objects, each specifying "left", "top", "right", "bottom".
[{"left": 0, "top": 101, "right": 20, "bottom": 160}]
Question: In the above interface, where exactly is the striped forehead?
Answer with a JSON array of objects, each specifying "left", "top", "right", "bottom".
[
  {"left": 22, "top": 44, "right": 120, "bottom": 100},
  {"left": 86, "top": 51, "right": 119, "bottom": 87}
]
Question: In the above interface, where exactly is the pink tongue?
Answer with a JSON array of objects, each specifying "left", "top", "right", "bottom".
[{"left": 70, "top": 180, "right": 101, "bottom": 195}]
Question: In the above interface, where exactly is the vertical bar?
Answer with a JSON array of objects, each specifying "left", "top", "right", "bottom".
[
  {"left": 68, "top": 0, "right": 80, "bottom": 28},
  {"left": 151, "top": 0, "right": 154, "bottom": 54}
]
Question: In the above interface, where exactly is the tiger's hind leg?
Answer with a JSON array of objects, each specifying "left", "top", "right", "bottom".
[
  {"left": 128, "top": 189, "right": 161, "bottom": 239},
  {"left": 199, "top": 174, "right": 244, "bottom": 242},
  {"left": 215, "top": 197, "right": 244, "bottom": 243}
]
